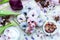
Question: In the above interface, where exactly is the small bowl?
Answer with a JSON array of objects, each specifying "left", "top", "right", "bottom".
[
  {"left": 3, "top": 27, "right": 20, "bottom": 40},
  {"left": 43, "top": 20, "right": 58, "bottom": 35}
]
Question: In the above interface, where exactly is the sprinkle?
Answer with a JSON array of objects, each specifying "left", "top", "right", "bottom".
[
  {"left": 31, "top": 21, "right": 34, "bottom": 23},
  {"left": 37, "top": 34, "right": 39, "bottom": 37},
  {"left": 0, "top": 36, "right": 1, "bottom": 37},
  {"left": 28, "top": 7, "right": 31, "bottom": 10},
  {"left": 44, "top": 10, "right": 47, "bottom": 13},
  {"left": 25, "top": 37, "right": 28, "bottom": 40},
  {"left": 4, "top": 35, "right": 6, "bottom": 37},
  {"left": 20, "top": 18, "right": 23, "bottom": 20},
  {"left": 7, "top": 30, "right": 9, "bottom": 32},
  {"left": 31, "top": 36, "right": 34, "bottom": 40},
  {"left": 49, "top": 8, "right": 51, "bottom": 10},
  {"left": 24, "top": 34, "right": 26, "bottom": 36},
  {"left": 23, "top": 25, "right": 26, "bottom": 27},
  {"left": 39, "top": 20, "right": 42, "bottom": 23},
  {"left": 46, "top": 35, "right": 48, "bottom": 36},
  {"left": 24, "top": 12, "right": 27, "bottom": 16},
  {"left": 32, "top": 14, "right": 34, "bottom": 17},
  {"left": 8, "top": 37, "right": 10, "bottom": 39}
]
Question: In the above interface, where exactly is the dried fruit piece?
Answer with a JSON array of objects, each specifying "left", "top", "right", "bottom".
[
  {"left": 9, "top": 0, "right": 23, "bottom": 10},
  {"left": 54, "top": 16, "right": 60, "bottom": 22},
  {"left": 35, "top": 0, "right": 49, "bottom": 8}
]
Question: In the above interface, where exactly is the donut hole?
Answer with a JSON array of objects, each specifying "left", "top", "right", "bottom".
[{"left": 45, "top": 22, "right": 57, "bottom": 33}]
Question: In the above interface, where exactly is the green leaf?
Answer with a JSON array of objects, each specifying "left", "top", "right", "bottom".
[
  {"left": 0, "top": 10, "right": 19, "bottom": 16},
  {"left": 0, "top": 0, "right": 9, "bottom": 4},
  {"left": 0, "top": 21, "right": 18, "bottom": 35}
]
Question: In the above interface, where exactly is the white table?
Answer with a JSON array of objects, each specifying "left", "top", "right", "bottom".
[{"left": 0, "top": 0, "right": 60, "bottom": 40}]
